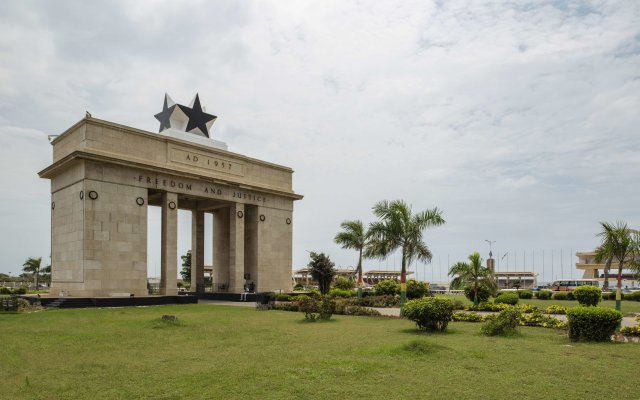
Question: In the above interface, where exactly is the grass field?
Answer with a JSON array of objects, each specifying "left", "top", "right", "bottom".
[
  {"left": 440, "top": 294, "right": 640, "bottom": 314},
  {"left": 1, "top": 304, "right": 639, "bottom": 400}
]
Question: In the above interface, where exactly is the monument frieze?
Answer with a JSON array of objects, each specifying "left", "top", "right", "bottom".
[{"left": 169, "top": 146, "right": 245, "bottom": 177}]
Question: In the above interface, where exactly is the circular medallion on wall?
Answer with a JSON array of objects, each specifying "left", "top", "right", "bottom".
[
  {"left": 237, "top": 210, "right": 244, "bottom": 218},
  {"left": 88, "top": 191, "right": 98, "bottom": 200},
  {"left": 136, "top": 197, "right": 145, "bottom": 206},
  {"left": 286, "top": 217, "right": 291, "bottom": 225},
  {"left": 168, "top": 201, "right": 177, "bottom": 210},
  {"left": 259, "top": 214, "right": 266, "bottom": 222},
  {"left": 79, "top": 191, "right": 84, "bottom": 200}
]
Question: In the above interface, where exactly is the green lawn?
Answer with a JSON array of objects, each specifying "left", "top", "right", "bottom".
[
  {"left": 440, "top": 294, "right": 640, "bottom": 314},
  {"left": 1, "top": 305, "right": 638, "bottom": 400}
]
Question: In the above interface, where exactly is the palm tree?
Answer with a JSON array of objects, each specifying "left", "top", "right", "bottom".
[
  {"left": 366, "top": 200, "right": 445, "bottom": 308},
  {"left": 22, "top": 257, "right": 43, "bottom": 289},
  {"left": 595, "top": 229, "right": 615, "bottom": 291},
  {"left": 594, "top": 221, "right": 640, "bottom": 312},
  {"left": 448, "top": 252, "right": 496, "bottom": 305},
  {"left": 334, "top": 220, "right": 369, "bottom": 298}
]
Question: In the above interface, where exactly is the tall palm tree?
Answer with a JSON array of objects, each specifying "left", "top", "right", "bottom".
[
  {"left": 366, "top": 200, "right": 445, "bottom": 308},
  {"left": 594, "top": 221, "right": 640, "bottom": 312},
  {"left": 22, "top": 257, "right": 43, "bottom": 289},
  {"left": 448, "top": 252, "right": 496, "bottom": 305},
  {"left": 595, "top": 230, "right": 615, "bottom": 291},
  {"left": 334, "top": 220, "right": 369, "bottom": 298}
]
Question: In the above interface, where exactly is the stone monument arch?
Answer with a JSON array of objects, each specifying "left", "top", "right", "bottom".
[{"left": 39, "top": 94, "right": 303, "bottom": 297}]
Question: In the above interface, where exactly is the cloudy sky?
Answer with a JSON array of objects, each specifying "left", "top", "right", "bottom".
[{"left": 0, "top": 0, "right": 638, "bottom": 283}]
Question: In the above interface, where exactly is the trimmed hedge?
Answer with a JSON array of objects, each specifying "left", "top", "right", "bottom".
[
  {"left": 574, "top": 286, "right": 601, "bottom": 307},
  {"left": 374, "top": 280, "right": 400, "bottom": 296},
  {"left": 535, "top": 290, "right": 552, "bottom": 300},
  {"left": 452, "top": 312, "right": 485, "bottom": 322},
  {"left": 494, "top": 293, "right": 519, "bottom": 305},
  {"left": 552, "top": 292, "right": 569, "bottom": 301},
  {"left": 401, "top": 297, "right": 454, "bottom": 332},
  {"left": 518, "top": 290, "right": 533, "bottom": 299},
  {"left": 566, "top": 307, "right": 622, "bottom": 342}
]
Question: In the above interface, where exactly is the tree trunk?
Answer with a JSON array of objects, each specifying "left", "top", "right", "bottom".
[
  {"left": 603, "top": 256, "right": 613, "bottom": 291},
  {"left": 400, "top": 250, "right": 407, "bottom": 309},
  {"left": 615, "top": 260, "right": 623, "bottom": 313},
  {"left": 473, "top": 280, "right": 479, "bottom": 306},
  {"left": 357, "top": 247, "right": 363, "bottom": 298}
]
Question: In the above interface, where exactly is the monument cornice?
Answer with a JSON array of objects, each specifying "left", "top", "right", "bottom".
[
  {"left": 39, "top": 150, "right": 304, "bottom": 200},
  {"left": 51, "top": 117, "right": 296, "bottom": 173}
]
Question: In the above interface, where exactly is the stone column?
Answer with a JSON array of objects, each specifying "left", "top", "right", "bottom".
[
  {"left": 191, "top": 209, "right": 205, "bottom": 292},
  {"left": 160, "top": 192, "right": 178, "bottom": 295},
  {"left": 229, "top": 203, "right": 245, "bottom": 293},
  {"left": 213, "top": 207, "right": 230, "bottom": 291}
]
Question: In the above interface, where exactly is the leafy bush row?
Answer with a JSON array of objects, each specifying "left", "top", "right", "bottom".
[
  {"left": 374, "top": 279, "right": 429, "bottom": 299},
  {"left": 535, "top": 290, "right": 552, "bottom": 300},
  {"left": 452, "top": 312, "right": 485, "bottom": 322},
  {"left": 0, "top": 286, "right": 28, "bottom": 295},
  {"left": 620, "top": 325, "right": 640, "bottom": 337},
  {"left": 545, "top": 305, "right": 567, "bottom": 314}
]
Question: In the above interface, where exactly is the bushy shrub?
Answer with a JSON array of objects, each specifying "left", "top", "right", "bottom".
[
  {"left": 334, "top": 300, "right": 382, "bottom": 317},
  {"left": 274, "top": 302, "right": 299, "bottom": 312},
  {"left": 375, "top": 279, "right": 400, "bottom": 296},
  {"left": 406, "top": 279, "right": 429, "bottom": 299},
  {"left": 519, "top": 309, "right": 566, "bottom": 329},
  {"left": 16, "top": 298, "right": 32, "bottom": 312},
  {"left": 333, "top": 276, "right": 355, "bottom": 291},
  {"left": 452, "top": 312, "right": 485, "bottom": 322},
  {"left": 401, "top": 297, "right": 454, "bottom": 332},
  {"left": 328, "top": 288, "right": 355, "bottom": 298},
  {"left": 494, "top": 293, "right": 519, "bottom": 305},
  {"left": 352, "top": 295, "right": 399, "bottom": 308},
  {"left": 518, "top": 290, "right": 533, "bottom": 299},
  {"left": 293, "top": 283, "right": 304, "bottom": 291},
  {"left": 535, "top": 290, "right": 552, "bottom": 300},
  {"left": 545, "top": 305, "right": 568, "bottom": 315},
  {"left": 552, "top": 292, "right": 569, "bottom": 301},
  {"left": 574, "top": 286, "right": 601, "bottom": 307},
  {"left": 275, "top": 293, "right": 291, "bottom": 301},
  {"left": 451, "top": 299, "right": 466, "bottom": 310},
  {"left": 0, "top": 286, "right": 12, "bottom": 294},
  {"left": 566, "top": 291, "right": 575, "bottom": 301},
  {"left": 480, "top": 307, "right": 521, "bottom": 336},
  {"left": 566, "top": 307, "right": 622, "bottom": 342},
  {"left": 463, "top": 284, "right": 493, "bottom": 303},
  {"left": 299, "top": 295, "right": 336, "bottom": 321},
  {"left": 12, "top": 287, "right": 27, "bottom": 295}
]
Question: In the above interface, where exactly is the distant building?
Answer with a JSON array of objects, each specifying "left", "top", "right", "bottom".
[
  {"left": 292, "top": 267, "right": 356, "bottom": 286},
  {"left": 362, "top": 270, "right": 414, "bottom": 285},
  {"left": 494, "top": 271, "right": 538, "bottom": 289},
  {"left": 576, "top": 251, "right": 639, "bottom": 287}
]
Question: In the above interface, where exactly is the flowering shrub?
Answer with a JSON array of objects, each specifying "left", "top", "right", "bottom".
[
  {"left": 516, "top": 304, "right": 538, "bottom": 314},
  {"left": 519, "top": 309, "right": 566, "bottom": 329},
  {"left": 468, "top": 302, "right": 510, "bottom": 312},
  {"left": 545, "top": 305, "right": 568, "bottom": 315},
  {"left": 452, "top": 312, "right": 485, "bottom": 322},
  {"left": 620, "top": 325, "right": 640, "bottom": 337}
]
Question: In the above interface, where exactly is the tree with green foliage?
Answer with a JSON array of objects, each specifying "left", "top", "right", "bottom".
[
  {"left": 22, "top": 257, "right": 47, "bottom": 289},
  {"left": 594, "top": 221, "right": 640, "bottom": 312},
  {"left": 334, "top": 220, "right": 369, "bottom": 298},
  {"left": 308, "top": 252, "right": 336, "bottom": 295},
  {"left": 448, "top": 252, "right": 496, "bottom": 306},
  {"left": 180, "top": 250, "right": 191, "bottom": 283},
  {"left": 366, "top": 200, "right": 445, "bottom": 309}
]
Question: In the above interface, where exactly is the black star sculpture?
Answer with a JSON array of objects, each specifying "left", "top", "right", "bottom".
[
  {"left": 179, "top": 94, "right": 217, "bottom": 138},
  {"left": 154, "top": 93, "right": 177, "bottom": 132}
]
